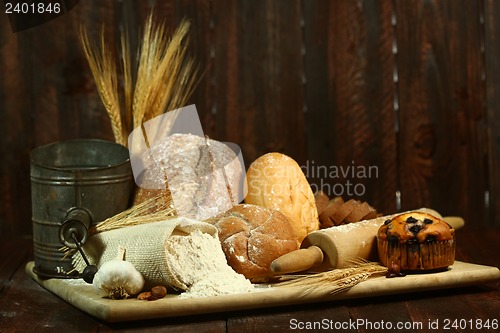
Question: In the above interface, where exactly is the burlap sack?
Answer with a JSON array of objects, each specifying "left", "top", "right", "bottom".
[{"left": 72, "top": 217, "right": 218, "bottom": 290}]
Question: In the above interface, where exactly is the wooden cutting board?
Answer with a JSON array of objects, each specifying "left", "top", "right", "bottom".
[{"left": 26, "top": 261, "right": 499, "bottom": 323}]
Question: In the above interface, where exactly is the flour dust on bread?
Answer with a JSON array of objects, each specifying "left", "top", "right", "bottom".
[
  {"left": 208, "top": 204, "right": 299, "bottom": 281},
  {"left": 134, "top": 133, "right": 245, "bottom": 220},
  {"left": 244, "top": 152, "right": 319, "bottom": 244}
]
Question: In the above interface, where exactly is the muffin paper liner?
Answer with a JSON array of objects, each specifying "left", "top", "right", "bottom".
[{"left": 378, "top": 239, "right": 455, "bottom": 271}]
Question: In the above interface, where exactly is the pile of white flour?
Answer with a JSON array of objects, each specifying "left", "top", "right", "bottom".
[{"left": 164, "top": 230, "right": 254, "bottom": 298}]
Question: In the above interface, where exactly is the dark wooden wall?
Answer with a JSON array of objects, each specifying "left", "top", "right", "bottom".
[{"left": 1, "top": 0, "right": 499, "bottom": 238}]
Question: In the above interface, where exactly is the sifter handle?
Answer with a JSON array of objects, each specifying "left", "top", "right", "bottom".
[{"left": 58, "top": 208, "right": 92, "bottom": 248}]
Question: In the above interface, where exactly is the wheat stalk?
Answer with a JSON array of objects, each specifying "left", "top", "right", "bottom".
[
  {"left": 80, "top": 26, "right": 125, "bottom": 146},
  {"left": 146, "top": 20, "right": 192, "bottom": 120},
  {"left": 274, "top": 262, "right": 387, "bottom": 296},
  {"left": 132, "top": 13, "right": 155, "bottom": 130},
  {"left": 120, "top": 27, "right": 133, "bottom": 139},
  {"left": 81, "top": 12, "right": 198, "bottom": 147},
  {"left": 133, "top": 17, "right": 199, "bottom": 146},
  {"left": 132, "top": 16, "right": 196, "bottom": 125},
  {"left": 89, "top": 192, "right": 175, "bottom": 235}
]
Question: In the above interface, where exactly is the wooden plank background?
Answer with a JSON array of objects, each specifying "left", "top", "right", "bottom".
[{"left": 0, "top": 0, "right": 498, "bottom": 238}]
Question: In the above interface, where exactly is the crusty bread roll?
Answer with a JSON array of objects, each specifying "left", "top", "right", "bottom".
[
  {"left": 244, "top": 152, "right": 319, "bottom": 243},
  {"left": 133, "top": 133, "right": 245, "bottom": 220},
  {"left": 209, "top": 204, "right": 299, "bottom": 281}
]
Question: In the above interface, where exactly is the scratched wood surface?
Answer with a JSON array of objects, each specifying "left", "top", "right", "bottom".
[{"left": 0, "top": 0, "right": 498, "bottom": 238}]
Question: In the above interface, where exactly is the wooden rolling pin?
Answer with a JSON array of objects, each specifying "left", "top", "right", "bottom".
[{"left": 270, "top": 208, "right": 465, "bottom": 274}]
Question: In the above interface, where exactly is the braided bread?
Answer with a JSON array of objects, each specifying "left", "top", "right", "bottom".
[{"left": 207, "top": 204, "right": 299, "bottom": 281}]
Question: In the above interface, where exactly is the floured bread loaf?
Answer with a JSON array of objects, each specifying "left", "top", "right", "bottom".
[
  {"left": 208, "top": 204, "right": 299, "bottom": 281},
  {"left": 244, "top": 152, "right": 319, "bottom": 243},
  {"left": 134, "top": 133, "right": 245, "bottom": 220}
]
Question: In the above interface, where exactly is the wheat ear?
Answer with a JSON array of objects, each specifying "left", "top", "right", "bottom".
[
  {"left": 80, "top": 26, "right": 125, "bottom": 146},
  {"left": 275, "top": 262, "right": 387, "bottom": 296},
  {"left": 120, "top": 27, "right": 133, "bottom": 140},
  {"left": 89, "top": 192, "right": 175, "bottom": 235},
  {"left": 132, "top": 15, "right": 199, "bottom": 137}
]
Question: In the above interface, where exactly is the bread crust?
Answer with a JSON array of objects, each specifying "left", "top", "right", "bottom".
[
  {"left": 133, "top": 133, "right": 244, "bottom": 219},
  {"left": 314, "top": 191, "right": 330, "bottom": 215},
  {"left": 317, "top": 196, "right": 380, "bottom": 228},
  {"left": 209, "top": 204, "right": 299, "bottom": 280},
  {"left": 244, "top": 152, "right": 319, "bottom": 243}
]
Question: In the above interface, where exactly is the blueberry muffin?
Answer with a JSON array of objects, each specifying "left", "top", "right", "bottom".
[{"left": 377, "top": 212, "right": 455, "bottom": 277}]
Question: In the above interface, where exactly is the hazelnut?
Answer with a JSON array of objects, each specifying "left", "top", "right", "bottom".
[
  {"left": 137, "top": 291, "right": 152, "bottom": 300},
  {"left": 137, "top": 286, "right": 167, "bottom": 301},
  {"left": 150, "top": 286, "right": 167, "bottom": 300}
]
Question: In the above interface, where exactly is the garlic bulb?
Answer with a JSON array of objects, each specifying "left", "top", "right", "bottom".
[{"left": 93, "top": 246, "right": 145, "bottom": 299}]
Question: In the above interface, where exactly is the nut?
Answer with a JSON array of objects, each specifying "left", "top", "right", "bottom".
[
  {"left": 150, "top": 286, "right": 167, "bottom": 300},
  {"left": 137, "top": 291, "right": 152, "bottom": 300},
  {"left": 137, "top": 286, "right": 167, "bottom": 301}
]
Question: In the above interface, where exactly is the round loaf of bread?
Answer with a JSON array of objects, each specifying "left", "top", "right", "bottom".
[
  {"left": 209, "top": 204, "right": 299, "bottom": 281},
  {"left": 244, "top": 152, "right": 319, "bottom": 244},
  {"left": 133, "top": 133, "right": 245, "bottom": 220}
]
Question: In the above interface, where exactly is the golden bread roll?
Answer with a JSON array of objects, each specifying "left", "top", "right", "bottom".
[
  {"left": 208, "top": 204, "right": 299, "bottom": 281},
  {"left": 244, "top": 152, "right": 319, "bottom": 243}
]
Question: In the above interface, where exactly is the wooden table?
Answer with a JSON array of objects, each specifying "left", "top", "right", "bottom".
[{"left": 1, "top": 228, "right": 499, "bottom": 332}]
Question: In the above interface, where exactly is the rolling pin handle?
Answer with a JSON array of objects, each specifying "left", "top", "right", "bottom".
[
  {"left": 270, "top": 245, "right": 324, "bottom": 275},
  {"left": 442, "top": 216, "right": 465, "bottom": 230}
]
